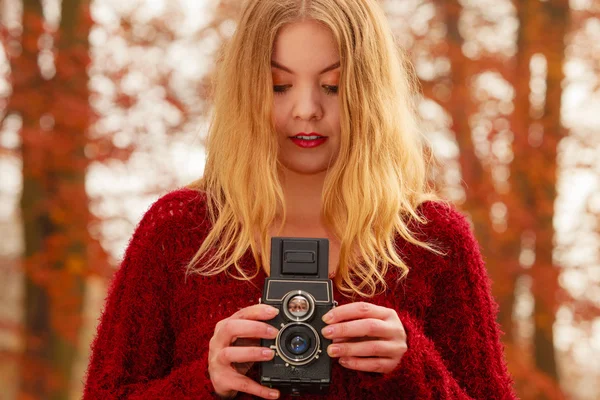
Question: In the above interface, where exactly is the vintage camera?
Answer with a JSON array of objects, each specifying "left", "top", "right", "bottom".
[{"left": 259, "top": 237, "right": 337, "bottom": 396}]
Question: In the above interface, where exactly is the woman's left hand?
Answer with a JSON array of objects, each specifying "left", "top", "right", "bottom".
[{"left": 321, "top": 302, "right": 407, "bottom": 373}]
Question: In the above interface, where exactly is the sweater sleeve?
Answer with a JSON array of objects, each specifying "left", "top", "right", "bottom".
[
  {"left": 82, "top": 192, "right": 220, "bottom": 399},
  {"left": 358, "top": 205, "right": 518, "bottom": 399}
]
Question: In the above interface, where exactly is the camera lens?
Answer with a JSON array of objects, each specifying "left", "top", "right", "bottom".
[
  {"left": 282, "top": 291, "right": 315, "bottom": 322},
  {"left": 276, "top": 322, "right": 321, "bottom": 366},
  {"left": 288, "top": 334, "right": 310, "bottom": 355},
  {"left": 287, "top": 295, "right": 310, "bottom": 318}
]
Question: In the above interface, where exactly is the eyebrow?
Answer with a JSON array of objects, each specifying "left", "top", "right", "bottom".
[{"left": 271, "top": 60, "right": 341, "bottom": 75}]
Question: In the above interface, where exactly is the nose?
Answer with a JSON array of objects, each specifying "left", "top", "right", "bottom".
[{"left": 292, "top": 85, "right": 323, "bottom": 121}]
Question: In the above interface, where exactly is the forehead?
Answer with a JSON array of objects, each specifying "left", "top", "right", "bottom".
[{"left": 272, "top": 20, "right": 339, "bottom": 74}]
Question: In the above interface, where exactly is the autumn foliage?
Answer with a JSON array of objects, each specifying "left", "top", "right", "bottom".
[{"left": 0, "top": 0, "right": 598, "bottom": 399}]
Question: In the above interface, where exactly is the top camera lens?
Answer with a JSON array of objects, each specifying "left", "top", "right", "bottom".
[
  {"left": 282, "top": 291, "right": 315, "bottom": 322},
  {"left": 287, "top": 295, "right": 310, "bottom": 318}
]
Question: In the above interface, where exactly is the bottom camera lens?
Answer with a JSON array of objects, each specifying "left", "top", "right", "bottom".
[
  {"left": 276, "top": 322, "right": 321, "bottom": 366},
  {"left": 288, "top": 334, "right": 310, "bottom": 355}
]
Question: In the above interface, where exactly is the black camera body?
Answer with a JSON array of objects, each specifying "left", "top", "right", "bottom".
[{"left": 259, "top": 237, "right": 337, "bottom": 396}]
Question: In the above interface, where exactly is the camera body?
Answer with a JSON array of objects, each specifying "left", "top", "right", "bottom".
[{"left": 260, "top": 237, "right": 337, "bottom": 396}]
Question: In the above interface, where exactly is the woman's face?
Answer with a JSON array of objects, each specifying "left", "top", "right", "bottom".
[{"left": 271, "top": 19, "right": 341, "bottom": 176}]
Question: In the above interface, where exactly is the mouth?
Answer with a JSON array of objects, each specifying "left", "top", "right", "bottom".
[
  {"left": 289, "top": 135, "right": 328, "bottom": 149},
  {"left": 291, "top": 135, "right": 326, "bottom": 140},
  {"left": 289, "top": 132, "right": 327, "bottom": 140}
]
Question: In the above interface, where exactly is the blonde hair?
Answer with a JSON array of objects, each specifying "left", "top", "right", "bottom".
[{"left": 185, "top": 0, "right": 450, "bottom": 298}]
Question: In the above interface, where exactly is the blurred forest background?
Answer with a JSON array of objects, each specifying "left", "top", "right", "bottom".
[{"left": 0, "top": 0, "right": 598, "bottom": 399}]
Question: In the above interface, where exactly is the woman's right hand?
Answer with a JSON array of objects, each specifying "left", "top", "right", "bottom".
[{"left": 208, "top": 304, "right": 281, "bottom": 399}]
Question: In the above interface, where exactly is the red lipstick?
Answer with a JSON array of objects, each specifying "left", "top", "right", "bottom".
[{"left": 290, "top": 132, "right": 328, "bottom": 149}]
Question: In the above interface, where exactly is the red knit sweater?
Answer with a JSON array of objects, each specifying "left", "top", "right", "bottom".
[{"left": 82, "top": 187, "right": 517, "bottom": 399}]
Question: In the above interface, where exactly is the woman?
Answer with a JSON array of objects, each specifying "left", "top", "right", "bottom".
[{"left": 82, "top": 0, "right": 518, "bottom": 399}]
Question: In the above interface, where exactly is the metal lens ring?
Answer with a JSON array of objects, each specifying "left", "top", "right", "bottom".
[
  {"left": 275, "top": 322, "right": 321, "bottom": 366},
  {"left": 282, "top": 290, "right": 315, "bottom": 322}
]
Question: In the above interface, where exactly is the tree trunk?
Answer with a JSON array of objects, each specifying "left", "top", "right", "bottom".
[
  {"left": 443, "top": 0, "right": 519, "bottom": 364},
  {"left": 512, "top": 0, "right": 569, "bottom": 396},
  {"left": 530, "top": 0, "right": 568, "bottom": 386},
  {"left": 16, "top": 0, "right": 92, "bottom": 398}
]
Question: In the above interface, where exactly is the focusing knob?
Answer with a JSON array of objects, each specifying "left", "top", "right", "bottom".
[{"left": 269, "top": 345, "right": 280, "bottom": 359}]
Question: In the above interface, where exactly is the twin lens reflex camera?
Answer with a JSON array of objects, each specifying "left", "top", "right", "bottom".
[{"left": 259, "top": 237, "right": 337, "bottom": 396}]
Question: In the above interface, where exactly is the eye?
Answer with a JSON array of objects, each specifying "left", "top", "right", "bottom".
[
  {"left": 323, "top": 85, "right": 339, "bottom": 95},
  {"left": 273, "top": 85, "right": 289, "bottom": 95},
  {"left": 273, "top": 85, "right": 339, "bottom": 96}
]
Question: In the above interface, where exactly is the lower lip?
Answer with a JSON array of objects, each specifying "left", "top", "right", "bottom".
[{"left": 290, "top": 137, "right": 328, "bottom": 148}]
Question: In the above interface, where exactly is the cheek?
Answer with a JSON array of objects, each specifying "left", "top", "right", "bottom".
[
  {"left": 272, "top": 101, "right": 288, "bottom": 132},
  {"left": 332, "top": 106, "right": 340, "bottom": 124},
  {"left": 328, "top": 102, "right": 341, "bottom": 131}
]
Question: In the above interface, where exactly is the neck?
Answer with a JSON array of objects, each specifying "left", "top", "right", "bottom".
[{"left": 278, "top": 168, "right": 327, "bottom": 225}]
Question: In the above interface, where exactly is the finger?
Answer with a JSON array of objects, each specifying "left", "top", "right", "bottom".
[
  {"left": 231, "top": 304, "right": 280, "bottom": 321},
  {"left": 234, "top": 375, "right": 280, "bottom": 399},
  {"left": 322, "top": 302, "right": 394, "bottom": 324},
  {"left": 215, "top": 319, "right": 279, "bottom": 348},
  {"left": 218, "top": 346, "right": 275, "bottom": 365},
  {"left": 233, "top": 337, "right": 260, "bottom": 347},
  {"left": 338, "top": 356, "right": 399, "bottom": 373},
  {"left": 216, "top": 373, "right": 280, "bottom": 399},
  {"left": 322, "top": 318, "right": 396, "bottom": 339},
  {"left": 331, "top": 336, "right": 370, "bottom": 343},
  {"left": 327, "top": 340, "right": 400, "bottom": 358}
]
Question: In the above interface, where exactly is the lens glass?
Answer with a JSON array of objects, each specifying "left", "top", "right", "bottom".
[
  {"left": 276, "top": 322, "right": 321, "bottom": 365},
  {"left": 289, "top": 334, "right": 310, "bottom": 355},
  {"left": 287, "top": 295, "right": 310, "bottom": 318}
]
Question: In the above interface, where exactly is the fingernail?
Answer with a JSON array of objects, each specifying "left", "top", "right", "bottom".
[
  {"left": 322, "top": 326, "right": 333, "bottom": 337},
  {"left": 322, "top": 313, "right": 333, "bottom": 323},
  {"left": 269, "top": 391, "right": 279, "bottom": 398},
  {"left": 262, "top": 349, "right": 274, "bottom": 358},
  {"left": 339, "top": 358, "right": 348, "bottom": 365},
  {"left": 268, "top": 307, "right": 279, "bottom": 316},
  {"left": 267, "top": 326, "right": 278, "bottom": 336},
  {"left": 328, "top": 345, "right": 339, "bottom": 356}
]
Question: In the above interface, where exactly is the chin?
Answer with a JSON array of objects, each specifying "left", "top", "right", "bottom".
[{"left": 280, "top": 160, "right": 331, "bottom": 176}]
